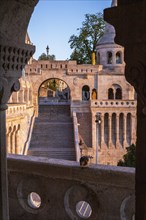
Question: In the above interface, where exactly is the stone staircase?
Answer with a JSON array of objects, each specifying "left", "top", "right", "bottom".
[{"left": 28, "top": 104, "right": 76, "bottom": 161}]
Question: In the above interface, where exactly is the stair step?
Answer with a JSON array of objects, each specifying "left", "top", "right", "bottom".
[{"left": 29, "top": 104, "right": 76, "bottom": 161}]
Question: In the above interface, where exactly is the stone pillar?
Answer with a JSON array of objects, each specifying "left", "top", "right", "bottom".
[
  {"left": 15, "top": 129, "right": 20, "bottom": 154},
  {"left": 116, "top": 113, "right": 120, "bottom": 146},
  {"left": 123, "top": 113, "right": 127, "bottom": 147},
  {"left": 6, "top": 128, "right": 11, "bottom": 154},
  {"left": 11, "top": 126, "right": 16, "bottom": 154},
  {"left": 131, "top": 113, "right": 136, "bottom": 144},
  {"left": 104, "top": 1, "right": 146, "bottom": 218},
  {"left": 0, "top": 0, "right": 38, "bottom": 218},
  {"left": 101, "top": 113, "right": 105, "bottom": 146},
  {"left": 108, "top": 113, "right": 112, "bottom": 147}
]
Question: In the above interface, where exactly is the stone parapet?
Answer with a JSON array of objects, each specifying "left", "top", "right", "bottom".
[{"left": 8, "top": 154, "right": 135, "bottom": 220}]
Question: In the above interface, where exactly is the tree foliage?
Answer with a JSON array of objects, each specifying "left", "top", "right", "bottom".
[
  {"left": 38, "top": 53, "right": 56, "bottom": 61},
  {"left": 68, "top": 13, "right": 105, "bottom": 64},
  {"left": 117, "top": 144, "right": 136, "bottom": 167}
]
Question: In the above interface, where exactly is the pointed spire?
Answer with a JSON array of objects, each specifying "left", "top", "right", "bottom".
[{"left": 111, "top": 0, "right": 117, "bottom": 7}]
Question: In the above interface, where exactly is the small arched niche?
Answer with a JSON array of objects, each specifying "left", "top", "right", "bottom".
[
  {"left": 82, "top": 85, "right": 90, "bottom": 100},
  {"left": 116, "top": 51, "right": 122, "bottom": 64}
]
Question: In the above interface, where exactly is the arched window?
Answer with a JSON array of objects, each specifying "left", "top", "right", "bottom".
[
  {"left": 107, "top": 52, "right": 112, "bottom": 64},
  {"left": 108, "top": 88, "right": 114, "bottom": 99},
  {"left": 116, "top": 51, "right": 122, "bottom": 64},
  {"left": 82, "top": 85, "right": 90, "bottom": 100},
  {"left": 115, "top": 88, "right": 122, "bottom": 99},
  {"left": 97, "top": 52, "right": 100, "bottom": 64}
]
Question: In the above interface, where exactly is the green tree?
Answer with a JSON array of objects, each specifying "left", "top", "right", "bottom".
[
  {"left": 68, "top": 13, "right": 105, "bottom": 64},
  {"left": 117, "top": 144, "right": 136, "bottom": 167},
  {"left": 38, "top": 53, "right": 56, "bottom": 61}
]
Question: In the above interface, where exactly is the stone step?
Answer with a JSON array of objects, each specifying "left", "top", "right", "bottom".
[{"left": 29, "top": 104, "right": 76, "bottom": 161}]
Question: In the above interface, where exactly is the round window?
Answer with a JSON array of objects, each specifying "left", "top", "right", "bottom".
[
  {"left": 28, "top": 192, "right": 41, "bottom": 209},
  {"left": 76, "top": 201, "right": 92, "bottom": 219}
]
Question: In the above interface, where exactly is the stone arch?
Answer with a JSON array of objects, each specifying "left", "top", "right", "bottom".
[
  {"left": 82, "top": 85, "right": 90, "bottom": 100},
  {"left": 38, "top": 78, "right": 71, "bottom": 104},
  {"left": 108, "top": 84, "right": 122, "bottom": 100}
]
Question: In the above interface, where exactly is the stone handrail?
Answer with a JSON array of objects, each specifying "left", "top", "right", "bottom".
[
  {"left": 72, "top": 111, "right": 81, "bottom": 162},
  {"left": 90, "top": 100, "right": 137, "bottom": 108},
  {"left": 6, "top": 104, "right": 27, "bottom": 116},
  {"left": 7, "top": 154, "right": 135, "bottom": 220}
]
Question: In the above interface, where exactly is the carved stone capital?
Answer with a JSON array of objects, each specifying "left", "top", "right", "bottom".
[
  {"left": 0, "top": 43, "right": 35, "bottom": 111},
  {"left": 0, "top": 77, "right": 20, "bottom": 111}
]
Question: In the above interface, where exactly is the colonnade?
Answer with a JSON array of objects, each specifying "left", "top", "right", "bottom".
[{"left": 94, "top": 111, "right": 136, "bottom": 149}]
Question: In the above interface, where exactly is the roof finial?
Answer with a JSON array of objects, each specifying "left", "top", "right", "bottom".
[{"left": 111, "top": 0, "right": 117, "bottom": 7}]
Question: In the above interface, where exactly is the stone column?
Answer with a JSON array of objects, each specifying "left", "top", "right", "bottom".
[
  {"left": 131, "top": 113, "right": 136, "bottom": 144},
  {"left": 15, "top": 129, "right": 20, "bottom": 154},
  {"left": 6, "top": 128, "right": 11, "bottom": 154},
  {"left": 0, "top": 76, "right": 20, "bottom": 220},
  {"left": 0, "top": 0, "right": 38, "bottom": 218},
  {"left": 123, "top": 113, "right": 127, "bottom": 147},
  {"left": 101, "top": 113, "right": 105, "bottom": 147},
  {"left": 11, "top": 126, "right": 16, "bottom": 154},
  {"left": 108, "top": 113, "right": 112, "bottom": 147}
]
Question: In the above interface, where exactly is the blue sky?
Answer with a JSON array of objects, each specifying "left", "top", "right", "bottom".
[{"left": 28, "top": 0, "right": 111, "bottom": 60}]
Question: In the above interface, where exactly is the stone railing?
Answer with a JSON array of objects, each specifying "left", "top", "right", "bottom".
[
  {"left": 6, "top": 104, "right": 27, "bottom": 116},
  {"left": 72, "top": 111, "right": 80, "bottom": 162},
  {"left": 8, "top": 154, "right": 135, "bottom": 220},
  {"left": 90, "top": 100, "right": 137, "bottom": 108}
]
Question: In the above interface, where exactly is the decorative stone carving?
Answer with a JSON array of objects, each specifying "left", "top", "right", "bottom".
[{"left": 0, "top": 44, "right": 35, "bottom": 110}]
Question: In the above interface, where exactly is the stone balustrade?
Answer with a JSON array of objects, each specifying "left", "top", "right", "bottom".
[
  {"left": 8, "top": 154, "right": 135, "bottom": 220},
  {"left": 91, "top": 100, "right": 137, "bottom": 108},
  {"left": 6, "top": 104, "right": 26, "bottom": 116}
]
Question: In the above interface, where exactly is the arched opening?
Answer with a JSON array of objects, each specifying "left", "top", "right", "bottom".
[
  {"left": 116, "top": 51, "right": 122, "bottom": 64},
  {"left": 107, "top": 51, "right": 112, "bottom": 64},
  {"left": 82, "top": 85, "right": 90, "bottom": 101},
  {"left": 115, "top": 88, "right": 122, "bottom": 99},
  {"left": 38, "top": 78, "right": 70, "bottom": 104},
  {"left": 108, "top": 88, "right": 114, "bottom": 99}
]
